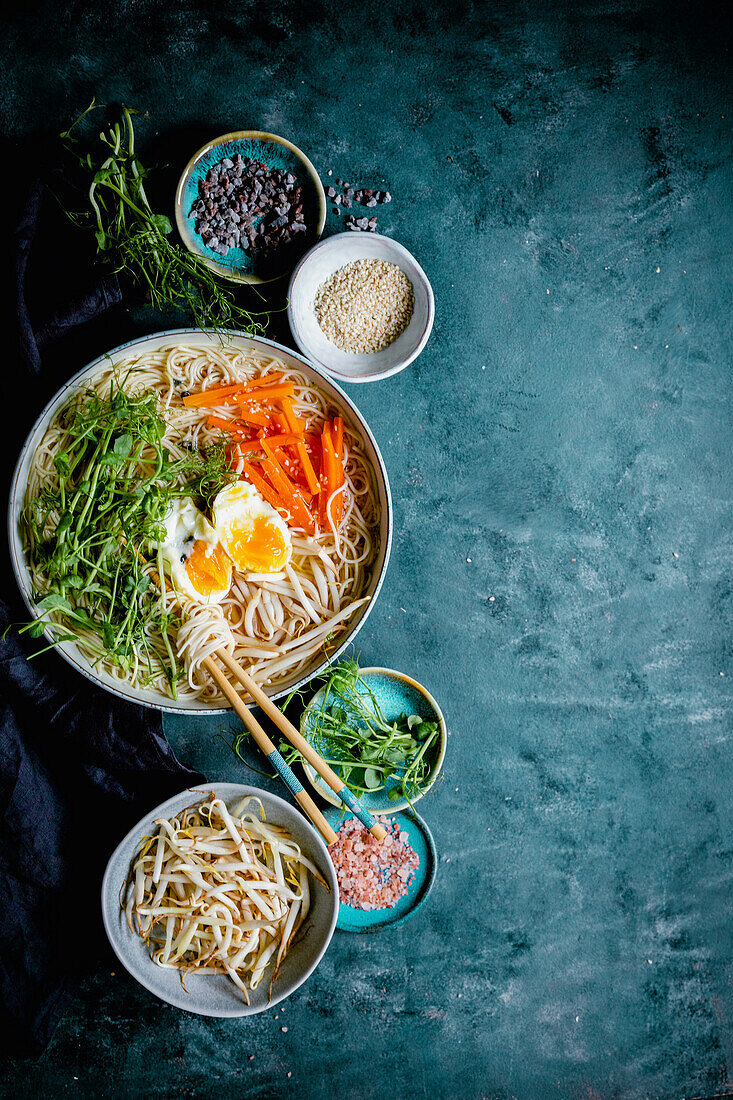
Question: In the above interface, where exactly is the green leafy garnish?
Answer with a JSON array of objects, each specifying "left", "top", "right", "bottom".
[
  {"left": 20, "top": 377, "right": 235, "bottom": 690},
  {"left": 277, "top": 657, "right": 442, "bottom": 809},
  {"left": 60, "top": 101, "right": 268, "bottom": 333}
]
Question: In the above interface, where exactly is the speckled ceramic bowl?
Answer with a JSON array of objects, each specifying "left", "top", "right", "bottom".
[
  {"left": 175, "top": 130, "right": 326, "bottom": 284},
  {"left": 323, "top": 806, "right": 437, "bottom": 933},
  {"left": 287, "top": 233, "right": 434, "bottom": 382},
  {"left": 300, "top": 667, "right": 447, "bottom": 813},
  {"left": 101, "top": 783, "right": 339, "bottom": 1016}
]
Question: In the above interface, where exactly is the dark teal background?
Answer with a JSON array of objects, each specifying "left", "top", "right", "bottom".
[{"left": 2, "top": 2, "right": 731, "bottom": 1097}]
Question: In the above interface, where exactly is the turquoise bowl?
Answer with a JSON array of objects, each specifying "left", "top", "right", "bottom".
[
  {"left": 300, "top": 667, "right": 447, "bottom": 813},
  {"left": 323, "top": 807, "right": 437, "bottom": 933},
  {"left": 175, "top": 130, "right": 326, "bottom": 285}
]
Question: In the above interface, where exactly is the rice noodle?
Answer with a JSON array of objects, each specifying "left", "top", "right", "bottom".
[{"left": 24, "top": 343, "right": 380, "bottom": 703}]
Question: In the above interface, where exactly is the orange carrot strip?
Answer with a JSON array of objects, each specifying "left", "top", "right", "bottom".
[
  {"left": 206, "top": 415, "right": 247, "bottom": 435},
  {"left": 321, "top": 422, "right": 343, "bottom": 524},
  {"left": 296, "top": 440, "right": 320, "bottom": 495},
  {"left": 263, "top": 462, "right": 314, "bottom": 534},
  {"left": 262, "top": 459, "right": 315, "bottom": 533},
  {"left": 236, "top": 383, "right": 294, "bottom": 402},
  {"left": 240, "top": 459, "right": 288, "bottom": 513},
  {"left": 280, "top": 396, "right": 307, "bottom": 435},
  {"left": 240, "top": 371, "right": 284, "bottom": 391},
  {"left": 183, "top": 383, "right": 245, "bottom": 408},
  {"left": 260, "top": 442, "right": 315, "bottom": 532},
  {"left": 276, "top": 401, "right": 320, "bottom": 492},
  {"left": 271, "top": 410, "right": 290, "bottom": 433},
  {"left": 334, "top": 416, "right": 344, "bottom": 462},
  {"left": 252, "top": 433, "right": 302, "bottom": 448},
  {"left": 319, "top": 423, "right": 332, "bottom": 523},
  {"left": 236, "top": 407, "right": 271, "bottom": 428}
]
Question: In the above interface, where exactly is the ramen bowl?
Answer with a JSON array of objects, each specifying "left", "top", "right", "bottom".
[{"left": 8, "top": 329, "right": 392, "bottom": 714}]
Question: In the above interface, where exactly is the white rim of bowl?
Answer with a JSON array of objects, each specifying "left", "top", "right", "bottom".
[
  {"left": 8, "top": 328, "right": 392, "bottom": 714},
  {"left": 286, "top": 233, "right": 435, "bottom": 383},
  {"left": 174, "top": 131, "right": 327, "bottom": 286},
  {"left": 100, "top": 782, "right": 339, "bottom": 1016},
  {"left": 300, "top": 665, "right": 447, "bottom": 811}
]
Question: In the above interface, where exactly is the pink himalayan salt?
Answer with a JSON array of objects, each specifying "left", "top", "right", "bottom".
[{"left": 329, "top": 815, "right": 419, "bottom": 911}]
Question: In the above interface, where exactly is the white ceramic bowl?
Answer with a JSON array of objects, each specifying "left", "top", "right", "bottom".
[
  {"left": 287, "top": 233, "right": 434, "bottom": 383},
  {"left": 101, "top": 783, "right": 339, "bottom": 1017},
  {"left": 8, "top": 329, "right": 392, "bottom": 714}
]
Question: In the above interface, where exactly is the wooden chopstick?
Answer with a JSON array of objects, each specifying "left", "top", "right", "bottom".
[
  {"left": 136, "top": 550, "right": 380, "bottom": 845},
  {"left": 202, "top": 656, "right": 337, "bottom": 846},
  {"left": 215, "top": 647, "right": 388, "bottom": 842}
]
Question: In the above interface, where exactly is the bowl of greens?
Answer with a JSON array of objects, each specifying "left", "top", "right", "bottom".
[{"left": 295, "top": 662, "right": 446, "bottom": 813}]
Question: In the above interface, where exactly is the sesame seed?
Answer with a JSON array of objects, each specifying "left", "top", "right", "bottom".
[{"left": 314, "top": 258, "right": 414, "bottom": 354}]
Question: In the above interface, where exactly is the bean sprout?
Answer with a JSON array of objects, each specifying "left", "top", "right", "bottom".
[{"left": 121, "top": 793, "right": 327, "bottom": 1002}]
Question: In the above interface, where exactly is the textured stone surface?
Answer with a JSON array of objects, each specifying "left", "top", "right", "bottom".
[{"left": 2, "top": 1, "right": 731, "bottom": 1097}]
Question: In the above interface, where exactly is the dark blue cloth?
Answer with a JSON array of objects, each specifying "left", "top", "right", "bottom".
[{"left": 0, "top": 162, "right": 205, "bottom": 1056}]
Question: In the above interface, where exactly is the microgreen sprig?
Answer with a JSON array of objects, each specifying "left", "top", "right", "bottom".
[
  {"left": 277, "top": 658, "right": 441, "bottom": 808},
  {"left": 60, "top": 101, "right": 268, "bottom": 333},
  {"left": 20, "top": 377, "right": 236, "bottom": 691}
]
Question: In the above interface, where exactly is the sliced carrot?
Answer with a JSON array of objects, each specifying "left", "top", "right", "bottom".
[
  {"left": 280, "top": 396, "right": 307, "bottom": 435},
  {"left": 236, "top": 383, "right": 294, "bottom": 403},
  {"left": 183, "top": 383, "right": 245, "bottom": 408},
  {"left": 264, "top": 466, "right": 315, "bottom": 534},
  {"left": 334, "top": 416, "right": 344, "bottom": 461},
  {"left": 236, "top": 407, "right": 271, "bottom": 428},
  {"left": 295, "top": 440, "right": 320, "bottom": 495},
  {"left": 319, "top": 423, "right": 332, "bottom": 522},
  {"left": 206, "top": 415, "right": 247, "bottom": 435},
  {"left": 260, "top": 441, "right": 315, "bottom": 533},
  {"left": 236, "top": 437, "right": 263, "bottom": 453},
  {"left": 239, "top": 459, "right": 288, "bottom": 513},
  {"left": 321, "top": 421, "right": 344, "bottom": 525},
  {"left": 240, "top": 371, "right": 284, "bottom": 391},
  {"left": 270, "top": 404, "right": 320, "bottom": 493},
  {"left": 254, "top": 432, "right": 302, "bottom": 448}
]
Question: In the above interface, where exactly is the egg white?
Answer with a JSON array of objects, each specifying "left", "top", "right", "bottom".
[{"left": 155, "top": 498, "right": 231, "bottom": 603}]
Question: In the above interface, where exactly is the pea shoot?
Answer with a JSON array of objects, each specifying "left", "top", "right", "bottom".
[
  {"left": 60, "top": 102, "right": 268, "bottom": 333},
  {"left": 19, "top": 378, "right": 236, "bottom": 692},
  {"left": 278, "top": 659, "right": 441, "bottom": 809}
]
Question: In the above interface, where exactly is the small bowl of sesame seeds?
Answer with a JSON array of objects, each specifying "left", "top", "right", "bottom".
[{"left": 287, "top": 233, "right": 434, "bottom": 382}]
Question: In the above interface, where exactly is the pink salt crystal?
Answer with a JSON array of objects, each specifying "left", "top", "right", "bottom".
[{"left": 328, "top": 816, "right": 420, "bottom": 911}]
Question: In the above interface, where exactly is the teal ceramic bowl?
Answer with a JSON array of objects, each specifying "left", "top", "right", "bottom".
[
  {"left": 300, "top": 667, "right": 447, "bottom": 813},
  {"left": 175, "top": 130, "right": 326, "bottom": 285},
  {"left": 324, "top": 807, "right": 436, "bottom": 932}
]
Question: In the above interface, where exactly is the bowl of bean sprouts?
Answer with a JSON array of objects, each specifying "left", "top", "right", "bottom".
[{"left": 101, "top": 783, "right": 339, "bottom": 1016}]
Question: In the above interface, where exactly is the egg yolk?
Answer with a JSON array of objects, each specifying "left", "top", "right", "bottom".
[
  {"left": 185, "top": 540, "right": 232, "bottom": 596},
  {"left": 222, "top": 516, "right": 289, "bottom": 573}
]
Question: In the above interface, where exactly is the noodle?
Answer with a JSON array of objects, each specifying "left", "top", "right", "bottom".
[{"left": 23, "top": 343, "right": 379, "bottom": 704}]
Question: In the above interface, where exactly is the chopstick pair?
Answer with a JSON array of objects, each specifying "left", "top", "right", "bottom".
[
  {"left": 136, "top": 550, "right": 385, "bottom": 847},
  {"left": 205, "top": 649, "right": 387, "bottom": 845}
]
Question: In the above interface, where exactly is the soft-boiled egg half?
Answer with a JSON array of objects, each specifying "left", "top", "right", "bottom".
[
  {"left": 155, "top": 499, "right": 232, "bottom": 603},
  {"left": 212, "top": 482, "right": 292, "bottom": 574}
]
